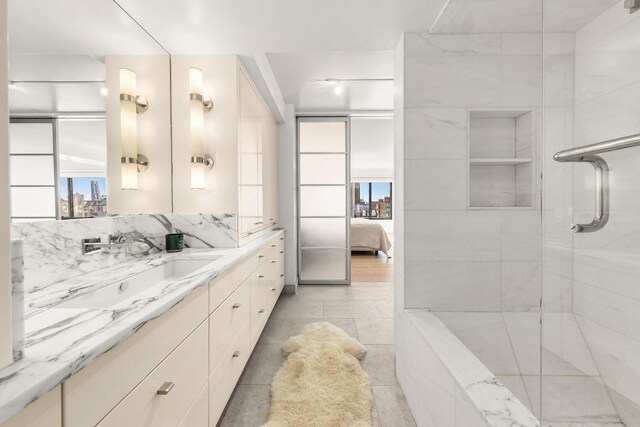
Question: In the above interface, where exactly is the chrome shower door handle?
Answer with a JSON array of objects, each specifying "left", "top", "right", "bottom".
[{"left": 554, "top": 152, "right": 609, "bottom": 233}]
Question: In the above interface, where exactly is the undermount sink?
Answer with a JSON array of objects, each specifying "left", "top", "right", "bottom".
[{"left": 58, "top": 258, "right": 219, "bottom": 310}]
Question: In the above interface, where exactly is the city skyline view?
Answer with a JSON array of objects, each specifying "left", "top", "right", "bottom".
[
  {"left": 59, "top": 177, "right": 106, "bottom": 201},
  {"left": 352, "top": 181, "right": 392, "bottom": 219},
  {"left": 59, "top": 177, "right": 107, "bottom": 218}
]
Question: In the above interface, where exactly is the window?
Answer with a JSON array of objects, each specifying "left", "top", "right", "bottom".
[
  {"left": 352, "top": 182, "right": 392, "bottom": 219},
  {"left": 59, "top": 177, "right": 108, "bottom": 219}
]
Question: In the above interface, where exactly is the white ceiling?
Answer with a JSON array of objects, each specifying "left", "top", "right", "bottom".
[
  {"left": 7, "top": 0, "right": 623, "bottom": 114},
  {"left": 267, "top": 51, "right": 394, "bottom": 112},
  {"left": 115, "top": 0, "right": 448, "bottom": 53},
  {"left": 431, "top": 0, "right": 620, "bottom": 34},
  {"left": 114, "top": 0, "right": 448, "bottom": 112}
]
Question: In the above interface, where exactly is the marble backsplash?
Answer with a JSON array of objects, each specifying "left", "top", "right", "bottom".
[{"left": 11, "top": 213, "right": 237, "bottom": 292}]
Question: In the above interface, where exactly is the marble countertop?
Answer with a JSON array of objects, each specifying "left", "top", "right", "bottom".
[{"left": 0, "top": 230, "right": 282, "bottom": 424}]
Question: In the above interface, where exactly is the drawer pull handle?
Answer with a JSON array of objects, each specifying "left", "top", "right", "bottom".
[
  {"left": 280, "top": 251, "right": 284, "bottom": 254},
  {"left": 271, "top": 244, "right": 276, "bottom": 248},
  {"left": 258, "top": 275, "right": 264, "bottom": 278},
  {"left": 271, "top": 288, "right": 277, "bottom": 291},
  {"left": 280, "top": 274, "right": 284, "bottom": 277},
  {"left": 258, "top": 255, "right": 264, "bottom": 259},
  {"left": 232, "top": 351, "right": 241, "bottom": 358},
  {"left": 232, "top": 303, "right": 241, "bottom": 309},
  {"left": 259, "top": 309, "right": 265, "bottom": 313},
  {"left": 271, "top": 260, "right": 276, "bottom": 264},
  {"left": 157, "top": 382, "right": 175, "bottom": 395},
  {"left": 280, "top": 237, "right": 284, "bottom": 240}
]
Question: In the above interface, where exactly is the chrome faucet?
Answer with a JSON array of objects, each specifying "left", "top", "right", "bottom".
[{"left": 82, "top": 232, "right": 151, "bottom": 255}]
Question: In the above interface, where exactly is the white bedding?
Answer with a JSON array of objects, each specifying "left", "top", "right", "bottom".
[{"left": 350, "top": 219, "right": 392, "bottom": 256}]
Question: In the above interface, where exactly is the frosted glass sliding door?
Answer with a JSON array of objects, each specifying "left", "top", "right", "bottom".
[
  {"left": 298, "top": 117, "right": 350, "bottom": 284},
  {"left": 9, "top": 119, "right": 59, "bottom": 221}
]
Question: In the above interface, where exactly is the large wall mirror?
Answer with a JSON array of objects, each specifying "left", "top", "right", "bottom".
[{"left": 7, "top": 0, "right": 171, "bottom": 222}]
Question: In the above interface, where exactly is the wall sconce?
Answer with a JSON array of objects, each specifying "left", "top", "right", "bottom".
[
  {"left": 119, "top": 68, "right": 149, "bottom": 190},
  {"left": 188, "top": 67, "right": 214, "bottom": 190}
]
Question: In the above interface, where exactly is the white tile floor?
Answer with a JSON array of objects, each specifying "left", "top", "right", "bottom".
[{"left": 218, "top": 282, "right": 416, "bottom": 427}]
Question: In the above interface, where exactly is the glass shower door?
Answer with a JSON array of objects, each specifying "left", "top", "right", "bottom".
[
  {"left": 542, "top": 1, "right": 640, "bottom": 425},
  {"left": 297, "top": 117, "right": 350, "bottom": 285}
]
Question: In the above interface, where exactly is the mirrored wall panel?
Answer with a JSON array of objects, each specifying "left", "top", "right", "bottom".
[{"left": 7, "top": 0, "right": 171, "bottom": 221}]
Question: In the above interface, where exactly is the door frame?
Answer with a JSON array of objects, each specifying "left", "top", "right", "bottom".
[{"left": 296, "top": 116, "right": 351, "bottom": 285}]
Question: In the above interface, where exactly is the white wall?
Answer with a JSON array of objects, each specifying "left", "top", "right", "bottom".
[
  {"left": 58, "top": 119, "right": 107, "bottom": 178},
  {"left": 277, "top": 105, "right": 298, "bottom": 293},
  {"left": 171, "top": 55, "right": 239, "bottom": 215},
  {"left": 351, "top": 116, "right": 394, "bottom": 180},
  {"left": 0, "top": 0, "right": 13, "bottom": 368},
  {"left": 105, "top": 56, "right": 172, "bottom": 214}
]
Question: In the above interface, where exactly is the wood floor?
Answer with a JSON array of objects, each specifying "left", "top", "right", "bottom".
[{"left": 351, "top": 250, "right": 393, "bottom": 283}]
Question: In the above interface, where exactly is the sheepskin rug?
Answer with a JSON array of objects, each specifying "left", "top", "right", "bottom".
[{"left": 263, "top": 322, "right": 373, "bottom": 427}]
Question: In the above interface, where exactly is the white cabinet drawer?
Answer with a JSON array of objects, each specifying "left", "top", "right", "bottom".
[
  {"left": 178, "top": 383, "right": 208, "bottom": 427},
  {"left": 209, "top": 320, "right": 251, "bottom": 426},
  {"left": 209, "top": 280, "right": 250, "bottom": 372},
  {"left": 209, "top": 249, "right": 263, "bottom": 313},
  {"left": 277, "top": 232, "right": 285, "bottom": 288},
  {"left": 63, "top": 285, "right": 208, "bottom": 427},
  {"left": 250, "top": 263, "right": 274, "bottom": 349},
  {"left": 0, "top": 386, "right": 61, "bottom": 427},
  {"left": 97, "top": 321, "right": 208, "bottom": 427}
]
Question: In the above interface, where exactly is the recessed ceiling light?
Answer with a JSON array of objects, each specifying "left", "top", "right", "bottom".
[
  {"left": 334, "top": 84, "right": 344, "bottom": 95},
  {"left": 100, "top": 87, "right": 108, "bottom": 96}
]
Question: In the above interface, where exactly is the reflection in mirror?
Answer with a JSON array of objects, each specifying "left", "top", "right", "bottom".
[{"left": 7, "top": 0, "right": 170, "bottom": 221}]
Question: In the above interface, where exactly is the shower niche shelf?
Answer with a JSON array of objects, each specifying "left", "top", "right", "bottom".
[{"left": 468, "top": 110, "right": 535, "bottom": 209}]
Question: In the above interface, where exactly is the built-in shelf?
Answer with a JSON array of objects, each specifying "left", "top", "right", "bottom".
[
  {"left": 468, "top": 110, "right": 536, "bottom": 208},
  {"left": 469, "top": 158, "right": 533, "bottom": 166}
]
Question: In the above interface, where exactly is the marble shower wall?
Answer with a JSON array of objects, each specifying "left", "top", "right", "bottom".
[
  {"left": 401, "top": 32, "right": 543, "bottom": 313},
  {"left": 396, "top": 31, "right": 545, "bottom": 427},
  {"left": 11, "top": 214, "right": 237, "bottom": 292}
]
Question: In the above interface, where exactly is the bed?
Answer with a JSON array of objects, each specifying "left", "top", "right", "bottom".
[{"left": 350, "top": 219, "right": 392, "bottom": 257}]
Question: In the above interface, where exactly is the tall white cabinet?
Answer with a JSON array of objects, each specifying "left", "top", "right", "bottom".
[{"left": 238, "top": 69, "right": 277, "bottom": 241}]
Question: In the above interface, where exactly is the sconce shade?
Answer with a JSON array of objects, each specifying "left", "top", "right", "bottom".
[
  {"left": 121, "top": 162, "right": 139, "bottom": 190},
  {"left": 191, "top": 162, "right": 206, "bottom": 190},
  {"left": 189, "top": 67, "right": 208, "bottom": 190},
  {"left": 120, "top": 69, "right": 138, "bottom": 190}
]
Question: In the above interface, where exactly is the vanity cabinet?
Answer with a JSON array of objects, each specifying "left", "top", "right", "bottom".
[
  {"left": 53, "top": 231, "right": 284, "bottom": 427},
  {"left": 96, "top": 322, "right": 208, "bottom": 427},
  {"left": 0, "top": 386, "right": 61, "bottom": 427}
]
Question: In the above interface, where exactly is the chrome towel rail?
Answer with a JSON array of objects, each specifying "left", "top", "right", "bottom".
[{"left": 554, "top": 133, "right": 640, "bottom": 233}]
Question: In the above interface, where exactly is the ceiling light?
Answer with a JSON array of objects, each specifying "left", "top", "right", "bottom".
[
  {"left": 100, "top": 87, "right": 108, "bottom": 96},
  {"left": 334, "top": 83, "right": 344, "bottom": 95}
]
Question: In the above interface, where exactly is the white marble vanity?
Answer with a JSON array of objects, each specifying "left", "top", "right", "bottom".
[{"left": 0, "top": 229, "right": 285, "bottom": 427}]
